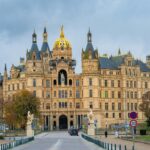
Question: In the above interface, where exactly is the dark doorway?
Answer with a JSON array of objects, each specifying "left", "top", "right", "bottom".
[{"left": 59, "top": 115, "right": 68, "bottom": 129}]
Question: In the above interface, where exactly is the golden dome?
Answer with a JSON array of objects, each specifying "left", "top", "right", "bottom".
[{"left": 53, "top": 26, "right": 71, "bottom": 49}]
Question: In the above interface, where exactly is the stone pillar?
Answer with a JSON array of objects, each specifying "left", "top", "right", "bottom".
[
  {"left": 68, "top": 112, "right": 70, "bottom": 129},
  {"left": 50, "top": 113, "right": 53, "bottom": 131}
]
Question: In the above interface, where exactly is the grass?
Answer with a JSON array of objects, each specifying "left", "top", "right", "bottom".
[{"left": 136, "top": 135, "right": 150, "bottom": 142}]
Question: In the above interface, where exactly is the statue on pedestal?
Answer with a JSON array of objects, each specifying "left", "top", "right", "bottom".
[
  {"left": 61, "top": 73, "right": 65, "bottom": 84},
  {"left": 26, "top": 111, "right": 34, "bottom": 137},
  {"left": 87, "top": 109, "right": 95, "bottom": 136}
]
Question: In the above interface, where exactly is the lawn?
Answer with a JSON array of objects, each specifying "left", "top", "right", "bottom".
[{"left": 136, "top": 135, "right": 150, "bottom": 142}]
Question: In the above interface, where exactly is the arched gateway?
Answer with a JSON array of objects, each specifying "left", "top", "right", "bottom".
[{"left": 59, "top": 115, "right": 68, "bottom": 129}]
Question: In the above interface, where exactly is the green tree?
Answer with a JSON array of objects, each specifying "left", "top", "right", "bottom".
[
  {"left": 4, "top": 90, "right": 40, "bottom": 129},
  {"left": 139, "top": 91, "right": 150, "bottom": 127}
]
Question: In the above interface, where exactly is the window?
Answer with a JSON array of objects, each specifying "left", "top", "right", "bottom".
[
  {"left": 53, "top": 80, "right": 57, "bottom": 85},
  {"left": 105, "top": 91, "right": 108, "bottom": 98},
  {"left": 131, "top": 92, "right": 133, "bottom": 99},
  {"left": 17, "top": 83, "right": 19, "bottom": 90},
  {"left": 59, "top": 90, "right": 61, "bottom": 98},
  {"left": 118, "top": 80, "right": 120, "bottom": 87},
  {"left": 118, "top": 103, "right": 121, "bottom": 110},
  {"left": 89, "top": 89, "right": 93, "bottom": 97},
  {"left": 12, "top": 84, "right": 14, "bottom": 90},
  {"left": 76, "top": 103, "right": 80, "bottom": 108},
  {"left": 105, "top": 103, "right": 108, "bottom": 110},
  {"left": 112, "top": 113, "right": 115, "bottom": 118},
  {"left": 8, "top": 85, "right": 10, "bottom": 91},
  {"left": 89, "top": 78, "right": 92, "bottom": 86},
  {"left": 70, "top": 102, "right": 72, "bottom": 108},
  {"left": 112, "top": 103, "right": 115, "bottom": 110},
  {"left": 33, "top": 90, "right": 36, "bottom": 97},
  {"left": 106, "top": 113, "right": 108, "bottom": 118},
  {"left": 135, "top": 92, "right": 137, "bottom": 99},
  {"left": 111, "top": 80, "right": 114, "bottom": 87},
  {"left": 104, "top": 80, "right": 108, "bottom": 87},
  {"left": 33, "top": 79, "right": 36, "bottom": 87},
  {"left": 76, "top": 80, "right": 80, "bottom": 86},
  {"left": 22, "top": 82, "right": 25, "bottom": 89},
  {"left": 42, "top": 90, "right": 44, "bottom": 98},
  {"left": 46, "top": 91, "right": 50, "bottom": 98},
  {"left": 126, "top": 81, "right": 129, "bottom": 88},
  {"left": 112, "top": 91, "right": 115, "bottom": 98},
  {"left": 118, "top": 91, "right": 121, "bottom": 98},
  {"left": 46, "top": 104, "right": 50, "bottom": 109},
  {"left": 119, "top": 113, "right": 121, "bottom": 118},
  {"left": 134, "top": 81, "right": 137, "bottom": 88},
  {"left": 127, "top": 103, "right": 129, "bottom": 111},
  {"left": 54, "top": 103, "right": 57, "bottom": 108},
  {"left": 46, "top": 80, "right": 50, "bottom": 88},
  {"left": 89, "top": 102, "right": 93, "bottom": 109},
  {"left": 65, "top": 90, "right": 67, "bottom": 98},
  {"left": 135, "top": 103, "right": 137, "bottom": 111},
  {"left": 54, "top": 91, "right": 56, "bottom": 97},
  {"left": 69, "top": 90, "right": 72, "bottom": 97},
  {"left": 69, "top": 79, "right": 72, "bottom": 86},
  {"left": 127, "top": 91, "right": 129, "bottom": 98},
  {"left": 130, "top": 81, "right": 133, "bottom": 88},
  {"left": 145, "top": 82, "right": 148, "bottom": 88},
  {"left": 76, "top": 90, "right": 80, "bottom": 98},
  {"left": 99, "top": 102, "right": 101, "bottom": 109},
  {"left": 131, "top": 103, "right": 133, "bottom": 110}
]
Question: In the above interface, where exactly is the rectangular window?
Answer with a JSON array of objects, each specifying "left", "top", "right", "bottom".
[
  {"left": 22, "top": 82, "right": 25, "bottom": 89},
  {"left": 104, "top": 80, "right": 108, "bottom": 87},
  {"left": 118, "top": 80, "right": 120, "bottom": 87},
  {"left": 105, "top": 103, "right": 108, "bottom": 110},
  {"left": 62, "top": 90, "right": 64, "bottom": 98},
  {"left": 145, "top": 82, "right": 148, "bottom": 88},
  {"left": 59, "top": 90, "right": 61, "bottom": 98},
  {"left": 118, "top": 91, "right": 121, "bottom": 98},
  {"left": 33, "top": 90, "right": 36, "bottom": 97},
  {"left": 135, "top": 103, "right": 137, "bottom": 110},
  {"left": 42, "top": 90, "right": 44, "bottom": 98},
  {"left": 54, "top": 91, "right": 56, "bottom": 97},
  {"left": 126, "top": 81, "right": 129, "bottom": 88},
  {"left": 135, "top": 92, "right": 137, "bottom": 99},
  {"left": 76, "top": 103, "right": 80, "bottom": 108},
  {"left": 105, "top": 91, "right": 108, "bottom": 98},
  {"left": 69, "top": 90, "right": 72, "bottom": 97},
  {"left": 127, "top": 103, "right": 129, "bottom": 111},
  {"left": 89, "top": 78, "right": 92, "bottom": 86},
  {"left": 65, "top": 90, "right": 67, "bottom": 98},
  {"left": 131, "top": 103, "right": 133, "bottom": 110},
  {"left": 33, "top": 79, "right": 36, "bottom": 87},
  {"left": 111, "top": 80, "right": 114, "bottom": 87},
  {"left": 89, "top": 89, "right": 93, "bottom": 97},
  {"left": 76, "top": 90, "right": 80, "bottom": 98},
  {"left": 46, "top": 91, "right": 50, "bottom": 98},
  {"left": 76, "top": 80, "right": 80, "bottom": 86},
  {"left": 8, "top": 85, "right": 10, "bottom": 91},
  {"left": 118, "top": 103, "right": 121, "bottom": 110},
  {"left": 17, "top": 83, "right": 19, "bottom": 90},
  {"left": 134, "top": 81, "right": 137, "bottom": 88},
  {"left": 112, "top": 91, "right": 114, "bottom": 98},
  {"left": 46, "top": 80, "right": 50, "bottom": 88},
  {"left": 89, "top": 102, "right": 93, "bottom": 109},
  {"left": 119, "top": 113, "right": 121, "bottom": 118},
  {"left": 112, "top": 103, "right": 115, "bottom": 110},
  {"left": 112, "top": 113, "right": 115, "bottom": 118}
]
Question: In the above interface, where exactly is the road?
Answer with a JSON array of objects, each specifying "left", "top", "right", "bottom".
[{"left": 13, "top": 131, "right": 103, "bottom": 150}]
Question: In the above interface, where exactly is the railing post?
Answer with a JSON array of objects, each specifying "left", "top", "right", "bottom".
[
  {"left": 114, "top": 144, "right": 116, "bottom": 150},
  {"left": 119, "top": 144, "right": 121, "bottom": 150},
  {"left": 108, "top": 143, "right": 109, "bottom": 150},
  {"left": 111, "top": 144, "right": 113, "bottom": 150},
  {"left": 132, "top": 145, "right": 134, "bottom": 150},
  {"left": 124, "top": 145, "right": 127, "bottom": 150}
]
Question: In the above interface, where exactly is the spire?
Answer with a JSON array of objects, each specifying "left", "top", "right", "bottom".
[
  {"left": 87, "top": 28, "right": 92, "bottom": 43},
  {"left": 118, "top": 48, "right": 121, "bottom": 55},
  {"left": 43, "top": 27, "right": 48, "bottom": 42},
  {"left": 32, "top": 29, "right": 37, "bottom": 43},
  {"left": 60, "top": 25, "right": 64, "bottom": 38},
  {"left": 4, "top": 64, "right": 7, "bottom": 72}
]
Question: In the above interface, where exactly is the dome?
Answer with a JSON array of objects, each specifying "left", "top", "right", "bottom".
[{"left": 53, "top": 26, "right": 71, "bottom": 49}]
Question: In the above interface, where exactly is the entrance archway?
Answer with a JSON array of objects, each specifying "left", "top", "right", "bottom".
[{"left": 59, "top": 115, "right": 68, "bottom": 129}]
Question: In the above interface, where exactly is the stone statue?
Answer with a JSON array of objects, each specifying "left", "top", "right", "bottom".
[
  {"left": 87, "top": 109, "right": 95, "bottom": 136},
  {"left": 61, "top": 73, "right": 65, "bottom": 84},
  {"left": 26, "top": 111, "right": 34, "bottom": 137}
]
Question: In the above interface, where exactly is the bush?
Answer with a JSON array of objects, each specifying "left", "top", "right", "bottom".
[
  {"left": 0, "top": 135, "right": 4, "bottom": 139},
  {"left": 140, "top": 129, "right": 147, "bottom": 135}
]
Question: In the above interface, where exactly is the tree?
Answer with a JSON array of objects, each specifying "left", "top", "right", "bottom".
[
  {"left": 139, "top": 91, "right": 150, "bottom": 127},
  {"left": 4, "top": 90, "right": 40, "bottom": 129}
]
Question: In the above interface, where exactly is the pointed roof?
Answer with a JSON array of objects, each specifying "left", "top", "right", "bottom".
[
  {"left": 85, "top": 29, "right": 94, "bottom": 52},
  {"left": 60, "top": 25, "right": 64, "bottom": 38}
]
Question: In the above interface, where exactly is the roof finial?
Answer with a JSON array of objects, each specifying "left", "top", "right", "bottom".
[
  {"left": 60, "top": 25, "right": 64, "bottom": 38},
  {"left": 87, "top": 28, "right": 92, "bottom": 43},
  {"left": 118, "top": 48, "right": 121, "bottom": 55},
  {"left": 32, "top": 29, "right": 37, "bottom": 43},
  {"left": 4, "top": 64, "right": 7, "bottom": 72},
  {"left": 43, "top": 27, "right": 48, "bottom": 42}
]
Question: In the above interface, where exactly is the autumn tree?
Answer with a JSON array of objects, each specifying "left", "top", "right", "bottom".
[
  {"left": 139, "top": 91, "right": 150, "bottom": 127},
  {"left": 4, "top": 90, "right": 40, "bottom": 129}
]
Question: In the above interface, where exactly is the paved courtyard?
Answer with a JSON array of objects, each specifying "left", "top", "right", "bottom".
[{"left": 13, "top": 131, "right": 102, "bottom": 150}]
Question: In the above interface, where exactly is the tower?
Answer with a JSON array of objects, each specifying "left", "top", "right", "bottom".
[
  {"left": 82, "top": 29, "right": 99, "bottom": 73},
  {"left": 146, "top": 55, "right": 150, "bottom": 68}
]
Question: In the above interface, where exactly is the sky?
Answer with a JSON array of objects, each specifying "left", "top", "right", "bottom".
[{"left": 0, "top": 0, "right": 150, "bottom": 74}]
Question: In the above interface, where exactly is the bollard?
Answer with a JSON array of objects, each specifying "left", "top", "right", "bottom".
[
  {"left": 114, "top": 144, "right": 116, "bottom": 150},
  {"left": 132, "top": 145, "right": 134, "bottom": 150},
  {"left": 124, "top": 145, "right": 127, "bottom": 150},
  {"left": 119, "top": 144, "right": 121, "bottom": 150},
  {"left": 111, "top": 144, "right": 113, "bottom": 150}
]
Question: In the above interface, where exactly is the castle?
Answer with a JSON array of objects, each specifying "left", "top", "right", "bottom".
[{"left": 1, "top": 26, "right": 150, "bottom": 130}]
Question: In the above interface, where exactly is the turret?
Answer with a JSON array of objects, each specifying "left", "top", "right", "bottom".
[
  {"left": 3, "top": 64, "right": 7, "bottom": 80},
  {"left": 146, "top": 55, "right": 150, "bottom": 68}
]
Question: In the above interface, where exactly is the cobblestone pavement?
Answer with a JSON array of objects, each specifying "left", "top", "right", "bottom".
[
  {"left": 12, "top": 131, "right": 103, "bottom": 150},
  {"left": 95, "top": 135, "right": 150, "bottom": 150}
]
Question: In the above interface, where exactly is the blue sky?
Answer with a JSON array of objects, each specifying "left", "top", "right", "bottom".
[{"left": 0, "top": 0, "right": 150, "bottom": 73}]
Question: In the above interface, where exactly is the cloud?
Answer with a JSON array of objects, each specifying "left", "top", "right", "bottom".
[{"left": 0, "top": 0, "right": 150, "bottom": 73}]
